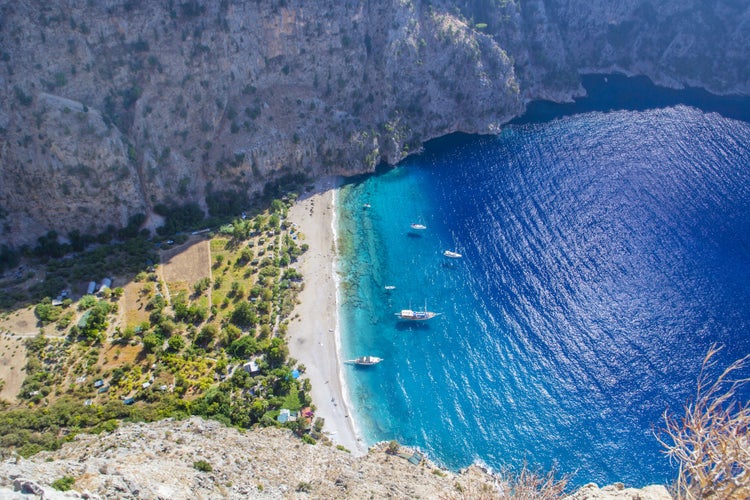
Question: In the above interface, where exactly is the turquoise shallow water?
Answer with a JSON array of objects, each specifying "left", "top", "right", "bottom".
[{"left": 336, "top": 84, "right": 750, "bottom": 487}]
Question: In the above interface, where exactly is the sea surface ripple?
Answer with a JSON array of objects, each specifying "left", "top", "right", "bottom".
[{"left": 336, "top": 104, "right": 750, "bottom": 487}]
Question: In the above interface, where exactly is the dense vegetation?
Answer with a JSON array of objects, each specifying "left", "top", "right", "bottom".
[{"left": 0, "top": 197, "right": 321, "bottom": 457}]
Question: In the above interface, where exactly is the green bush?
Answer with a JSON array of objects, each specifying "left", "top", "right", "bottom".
[
  {"left": 35, "top": 298, "right": 61, "bottom": 324},
  {"left": 296, "top": 482, "right": 312, "bottom": 492},
  {"left": 78, "top": 295, "right": 98, "bottom": 311},
  {"left": 167, "top": 335, "right": 185, "bottom": 352},
  {"left": 193, "top": 460, "right": 213, "bottom": 472},
  {"left": 142, "top": 333, "right": 162, "bottom": 352},
  {"left": 14, "top": 85, "right": 32, "bottom": 106},
  {"left": 51, "top": 476, "right": 75, "bottom": 491}
]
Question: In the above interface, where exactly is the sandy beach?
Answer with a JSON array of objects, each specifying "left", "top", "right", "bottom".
[{"left": 286, "top": 177, "right": 367, "bottom": 455}]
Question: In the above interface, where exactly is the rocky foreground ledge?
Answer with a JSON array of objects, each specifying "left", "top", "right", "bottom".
[{"left": 0, "top": 417, "right": 670, "bottom": 499}]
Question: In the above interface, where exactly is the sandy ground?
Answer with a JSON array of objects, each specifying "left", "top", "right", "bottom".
[{"left": 286, "top": 177, "right": 367, "bottom": 456}]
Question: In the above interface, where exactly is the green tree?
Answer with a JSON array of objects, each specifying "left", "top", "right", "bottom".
[
  {"left": 265, "top": 337, "right": 287, "bottom": 368},
  {"left": 142, "top": 333, "right": 161, "bottom": 352},
  {"left": 222, "top": 324, "right": 242, "bottom": 345},
  {"left": 270, "top": 199, "right": 284, "bottom": 214},
  {"left": 195, "top": 324, "right": 218, "bottom": 348},
  {"left": 230, "top": 302, "right": 257, "bottom": 328},
  {"left": 193, "top": 277, "right": 211, "bottom": 295},
  {"left": 214, "top": 254, "right": 225, "bottom": 268},
  {"left": 167, "top": 335, "right": 185, "bottom": 352},
  {"left": 258, "top": 324, "right": 272, "bottom": 340},
  {"left": 227, "top": 335, "right": 258, "bottom": 358},
  {"left": 35, "top": 298, "right": 61, "bottom": 325},
  {"left": 79, "top": 301, "right": 112, "bottom": 342}
]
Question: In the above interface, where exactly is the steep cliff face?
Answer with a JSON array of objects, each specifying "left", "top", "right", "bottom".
[
  {"left": 451, "top": 0, "right": 750, "bottom": 100},
  {"left": 0, "top": 0, "right": 520, "bottom": 246},
  {"left": 0, "top": 0, "right": 748, "bottom": 247}
]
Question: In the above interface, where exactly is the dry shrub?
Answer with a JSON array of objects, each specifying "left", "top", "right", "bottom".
[
  {"left": 657, "top": 344, "right": 750, "bottom": 499},
  {"left": 498, "top": 464, "right": 569, "bottom": 500},
  {"left": 441, "top": 463, "right": 569, "bottom": 500}
]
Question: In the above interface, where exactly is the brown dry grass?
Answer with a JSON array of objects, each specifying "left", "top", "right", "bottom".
[
  {"left": 658, "top": 344, "right": 750, "bottom": 499},
  {"left": 99, "top": 342, "right": 145, "bottom": 372},
  {"left": 0, "top": 333, "right": 27, "bottom": 402},
  {"left": 160, "top": 238, "right": 211, "bottom": 287},
  {"left": 0, "top": 307, "right": 39, "bottom": 336},
  {"left": 121, "top": 280, "right": 150, "bottom": 329}
]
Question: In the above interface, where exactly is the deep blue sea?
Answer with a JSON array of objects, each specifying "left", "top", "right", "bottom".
[{"left": 336, "top": 77, "right": 750, "bottom": 488}]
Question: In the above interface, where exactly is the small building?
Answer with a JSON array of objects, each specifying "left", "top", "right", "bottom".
[
  {"left": 98, "top": 277, "right": 112, "bottom": 294},
  {"left": 97, "top": 385, "right": 109, "bottom": 393},
  {"left": 243, "top": 360, "right": 260, "bottom": 375},
  {"left": 277, "top": 408, "right": 290, "bottom": 423},
  {"left": 93, "top": 379, "right": 104, "bottom": 388},
  {"left": 123, "top": 397, "right": 135, "bottom": 405},
  {"left": 142, "top": 381, "right": 151, "bottom": 389},
  {"left": 86, "top": 281, "right": 97, "bottom": 295}
]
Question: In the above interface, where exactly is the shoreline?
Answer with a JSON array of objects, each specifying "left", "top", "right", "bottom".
[{"left": 286, "top": 176, "right": 367, "bottom": 455}]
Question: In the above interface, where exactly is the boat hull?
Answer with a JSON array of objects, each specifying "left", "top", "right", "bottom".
[
  {"left": 395, "top": 310, "right": 440, "bottom": 321},
  {"left": 347, "top": 356, "right": 383, "bottom": 366}
]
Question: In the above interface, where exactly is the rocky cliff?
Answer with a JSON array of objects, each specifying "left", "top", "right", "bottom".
[
  {"left": 0, "top": 417, "right": 672, "bottom": 499},
  {"left": 1, "top": 0, "right": 748, "bottom": 247}
]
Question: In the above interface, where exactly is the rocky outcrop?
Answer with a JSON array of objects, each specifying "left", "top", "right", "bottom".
[
  {"left": 0, "top": 417, "right": 504, "bottom": 499},
  {"left": 1, "top": 0, "right": 748, "bottom": 247},
  {"left": 565, "top": 482, "right": 672, "bottom": 500},
  {"left": 0, "top": 417, "right": 671, "bottom": 499}
]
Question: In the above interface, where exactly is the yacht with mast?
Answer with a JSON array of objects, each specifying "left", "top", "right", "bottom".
[
  {"left": 345, "top": 356, "right": 383, "bottom": 366},
  {"left": 395, "top": 303, "right": 441, "bottom": 321}
]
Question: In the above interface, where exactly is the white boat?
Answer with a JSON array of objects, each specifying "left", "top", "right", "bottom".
[
  {"left": 410, "top": 223, "right": 427, "bottom": 230},
  {"left": 384, "top": 285, "right": 396, "bottom": 291},
  {"left": 346, "top": 356, "right": 383, "bottom": 366},
  {"left": 395, "top": 306, "right": 441, "bottom": 321},
  {"left": 363, "top": 203, "right": 371, "bottom": 209},
  {"left": 443, "top": 250, "right": 462, "bottom": 258}
]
